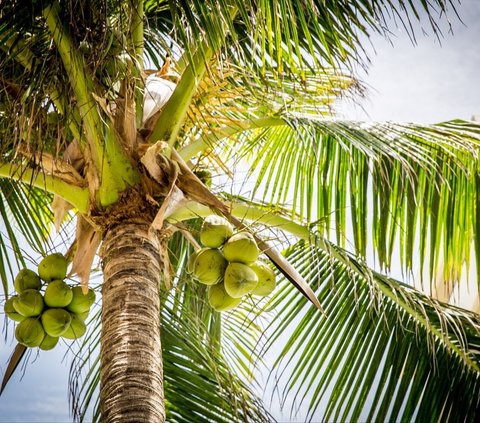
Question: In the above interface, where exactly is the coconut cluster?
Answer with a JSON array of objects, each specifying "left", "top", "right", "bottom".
[
  {"left": 187, "top": 215, "right": 277, "bottom": 312},
  {"left": 3, "top": 253, "right": 95, "bottom": 350}
]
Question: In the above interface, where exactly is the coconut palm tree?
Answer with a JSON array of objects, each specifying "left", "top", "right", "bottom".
[{"left": 1, "top": 0, "right": 480, "bottom": 421}]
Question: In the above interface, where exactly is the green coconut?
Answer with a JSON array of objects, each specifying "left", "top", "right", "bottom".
[
  {"left": 224, "top": 262, "right": 258, "bottom": 298},
  {"left": 66, "top": 286, "right": 96, "bottom": 314},
  {"left": 62, "top": 313, "right": 87, "bottom": 340},
  {"left": 191, "top": 248, "right": 228, "bottom": 285},
  {"left": 13, "top": 289, "right": 44, "bottom": 317},
  {"left": 186, "top": 249, "right": 201, "bottom": 274},
  {"left": 41, "top": 308, "right": 72, "bottom": 337},
  {"left": 44, "top": 280, "right": 73, "bottom": 308},
  {"left": 39, "top": 334, "right": 59, "bottom": 351},
  {"left": 208, "top": 283, "right": 242, "bottom": 312},
  {"left": 75, "top": 310, "right": 90, "bottom": 322},
  {"left": 200, "top": 215, "right": 234, "bottom": 248},
  {"left": 15, "top": 317, "right": 45, "bottom": 348},
  {"left": 250, "top": 261, "right": 277, "bottom": 296},
  {"left": 14, "top": 269, "right": 41, "bottom": 293},
  {"left": 38, "top": 253, "right": 68, "bottom": 282},
  {"left": 4, "top": 296, "right": 26, "bottom": 322},
  {"left": 223, "top": 232, "right": 259, "bottom": 264}
]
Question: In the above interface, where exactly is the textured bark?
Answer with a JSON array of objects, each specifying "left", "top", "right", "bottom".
[{"left": 100, "top": 220, "right": 165, "bottom": 422}]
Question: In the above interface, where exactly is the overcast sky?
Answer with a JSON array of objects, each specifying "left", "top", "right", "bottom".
[
  {"left": 340, "top": 0, "right": 480, "bottom": 123},
  {"left": 1, "top": 1, "right": 480, "bottom": 422}
]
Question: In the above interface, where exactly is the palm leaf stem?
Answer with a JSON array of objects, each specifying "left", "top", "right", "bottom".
[
  {"left": 131, "top": 0, "right": 144, "bottom": 70},
  {"left": 475, "top": 172, "right": 480, "bottom": 292},
  {"left": 147, "top": 49, "right": 211, "bottom": 146},
  {"left": 148, "top": 6, "right": 239, "bottom": 147},
  {"left": 130, "top": 0, "right": 145, "bottom": 126},
  {"left": 42, "top": 2, "right": 102, "bottom": 152},
  {"left": 0, "top": 162, "right": 89, "bottom": 212},
  {"left": 43, "top": 2, "right": 139, "bottom": 207},
  {"left": 166, "top": 199, "right": 309, "bottom": 239}
]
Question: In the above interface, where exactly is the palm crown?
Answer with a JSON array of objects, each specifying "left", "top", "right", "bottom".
[{"left": 1, "top": 0, "right": 480, "bottom": 421}]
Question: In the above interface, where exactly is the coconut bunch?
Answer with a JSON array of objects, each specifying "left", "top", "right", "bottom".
[
  {"left": 3, "top": 254, "right": 96, "bottom": 350},
  {"left": 187, "top": 215, "right": 277, "bottom": 312}
]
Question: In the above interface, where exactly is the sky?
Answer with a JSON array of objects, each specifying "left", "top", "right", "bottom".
[
  {"left": 339, "top": 0, "right": 480, "bottom": 123},
  {"left": 1, "top": 2, "right": 480, "bottom": 422}
]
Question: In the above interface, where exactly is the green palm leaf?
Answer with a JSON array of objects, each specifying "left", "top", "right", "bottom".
[
  {"left": 200, "top": 117, "right": 480, "bottom": 291},
  {"left": 263, "top": 237, "right": 480, "bottom": 421},
  {"left": 0, "top": 181, "right": 53, "bottom": 293},
  {"left": 162, "top": 195, "right": 480, "bottom": 421},
  {"left": 145, "top": 0, "right": 460, "bottom": 76}
]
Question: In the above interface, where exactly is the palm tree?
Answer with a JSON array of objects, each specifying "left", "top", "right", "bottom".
[{"left": 1, "top": 0, "right": 480, "bottom": 421}]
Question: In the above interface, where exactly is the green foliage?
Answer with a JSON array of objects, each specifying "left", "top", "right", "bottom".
[
  {"left": 263, "top": 239, "right": 480, "bottom": 421},
  {"left": 214, "top": 116, "right": 480, "bottom": 290}
]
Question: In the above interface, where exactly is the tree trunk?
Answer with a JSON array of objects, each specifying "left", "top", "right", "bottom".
[{"left": 100, "top": 219, "right": 165, "bottom": 422}]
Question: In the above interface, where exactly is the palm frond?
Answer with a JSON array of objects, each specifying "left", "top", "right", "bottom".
[
  {"left": 0, "top": 180, "right": 53, "bottom": 295},
  {"left": 181, "top": 66, "right": 358, "bottom": 142},
  {"left": 143, "top": 0, "right": 460, "bottom": 78},
  {"left": 263, "top": 237, "right": 480, "bottom": 421},
  {"left": 0, "top": 46, "right": 67, "bottom": 157},
  {"left": 0, "top": 1, "right": 461, "bottom": 159},
  {"left": 163, "top": 204, "right": 480, "bottom": 421},
  {"left": 0, "top": 1, "right": 139, "bottom": 151},
  {"left": 208, "top": 118, "right": 480, "bottom": 291}
]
